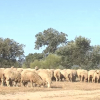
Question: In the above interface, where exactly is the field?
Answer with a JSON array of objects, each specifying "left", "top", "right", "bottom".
[{"left": 0, "top": 81, "right": 100, "bottom": 100}]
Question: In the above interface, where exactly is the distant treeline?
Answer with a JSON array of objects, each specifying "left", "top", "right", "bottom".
[{"left": 1, "top": 28, "right": 100, "bottom": 70}]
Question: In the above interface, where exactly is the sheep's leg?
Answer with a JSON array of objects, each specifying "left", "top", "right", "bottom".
[{"left": 6, "top": 80, "right": 10, "bottom": 87}]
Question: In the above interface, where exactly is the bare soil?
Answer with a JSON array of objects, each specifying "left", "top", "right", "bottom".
[{"left": 0, "top": 81, "right": 100, "bottom": 100}]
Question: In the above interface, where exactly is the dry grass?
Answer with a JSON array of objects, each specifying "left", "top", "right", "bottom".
[
  {"left": 1, "top": 81, "right": 100, "bottom": 100},
  {"left": 1, "top": 81, "right": 100, "bottom": 94}
]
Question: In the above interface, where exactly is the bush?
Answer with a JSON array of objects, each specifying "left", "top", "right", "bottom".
[{"left": 30, "top": 54, "right": 62, "bottom": 69}]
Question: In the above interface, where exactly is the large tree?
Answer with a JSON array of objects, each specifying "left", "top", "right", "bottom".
[
  {"left": 34, "top": 28, "right": 68, "bottom": 53},
  {"left": 56, "top": 36, "right": 91, "bottom": 68},
  {"left": 0, "top": 38, "right": 25, "bottom": 68}
]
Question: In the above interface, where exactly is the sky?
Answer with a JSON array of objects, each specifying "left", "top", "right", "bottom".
[{"left": 0, "top": 0, "right": 100, "bottom": 56}]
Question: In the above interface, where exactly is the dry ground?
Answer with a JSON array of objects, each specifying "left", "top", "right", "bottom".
[{"left": 0, "top": 81, "right": 100, "bottom": 100}]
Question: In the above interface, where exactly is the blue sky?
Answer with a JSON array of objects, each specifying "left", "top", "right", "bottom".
[{"left": 0, "top": 0, "right": 100, "bottom": 56}]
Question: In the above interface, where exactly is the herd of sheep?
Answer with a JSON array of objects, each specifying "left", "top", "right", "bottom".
[{"left": 0, "top": 67, "right": 100, "bottom": 88}]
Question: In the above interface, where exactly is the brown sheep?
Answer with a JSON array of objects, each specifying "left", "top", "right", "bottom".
[
  {"left": 80, "top": 70, "right": 88, "bottom": 82},
  {"left": 37, "top": 69, "right": 52, "bottom": 88},
  {"left": 21, "top": 70, "right": 45, "bottom": 87},
  {"left": 92, "top": 70, "right": 100, "bottom": 83},
  {"left": 60, "top": 70, "right": 69, "bottom": 81},
  {"left": 0, "top": 68, "right": 5, "bottom": 86},
  {"left": 2, "top": 69, "right": 21, "bottom": 87},
  {"left": 54, "top": 69, "right": 61, "bottom": 82},
  {"left": 88, "top": 70, "right": 96, "bottom": 82},
  {"left": 66, "top": 69, "right": 77, "bottom": 82}
]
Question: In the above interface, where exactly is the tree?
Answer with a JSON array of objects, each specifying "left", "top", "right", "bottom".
[
  {"left": 73, "top": 36, "right": 91, "bottom": 66},
  {"left": 0, "top": 38, "right": 25, "bottom": 68},
  {"left": 30, "top": 54, "right": 62, "bottom": 69},
  {"left": 56, "top": 36, "right": 91, "bottom": 68},
  {"left": 34, "top": 28, "right": 68, "bottom": 54},
  {"left": 86, "top": 45, "right": 100, "bottom": 69},
  {"left": 30, "top": 60, "right": 42, "bottom": 69},
  {"left": 43, "top": 54, "right": 62, "bottom": 69},
  {"left": 24, "top": 53, "right": 44, "bottom": 68}
]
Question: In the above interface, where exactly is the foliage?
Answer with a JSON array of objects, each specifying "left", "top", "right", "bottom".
[
  {"left": 23, "top": 53, "right": 44, "bottom": 68},
  {"left": 3, "top": 29, "right": 100, "bottom": 70},
  {"left": 86, "top": 45, "right": 100, "bottom": 69},
  {"left": 56, "top": 36, "right": 91, "bottom": 68},
  {"left": 30, "top": 54, "right": 62, "bottom": 69},
  {"left": 0, "top": 38, "right": 25, "bottom": 68},
  {"left": 30, "top": 60, "right": 42, "bottom": 68},
  {"left": 34, "top": 28, "right": 68, "bottom": 53},
  {"left": 24, "top": 35, "right": 100, "bottom": 70},
  {"left": 56, "top": 36, "right": 100, "bottom": 70},
  {"left": 43, "top": 54, "right": 61, "bottom": 69}
]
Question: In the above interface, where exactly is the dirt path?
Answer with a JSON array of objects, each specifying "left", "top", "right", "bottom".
[{"left": 0, "top": 89, "right": 100, "bottom": 100}]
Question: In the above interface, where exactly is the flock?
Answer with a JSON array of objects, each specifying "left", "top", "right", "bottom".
[{"left": 0, "top": 66, "right": 100, "bottom": 88}]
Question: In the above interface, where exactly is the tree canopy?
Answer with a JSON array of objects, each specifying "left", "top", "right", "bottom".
[
  {"left": 56, "top": 36, "right": 100, "bottom": 69},
  {"left": 24, "top": 30, "right": 100, "bottom": 70},
  {"left": 0, "top": 38, "right": 25, "bottom": 68},
  {"left": 34, "top": 28, "right": 68, "bottom": 53},
  {"left": 1, "top": 28, "right": 100, "bottom": 70}
]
